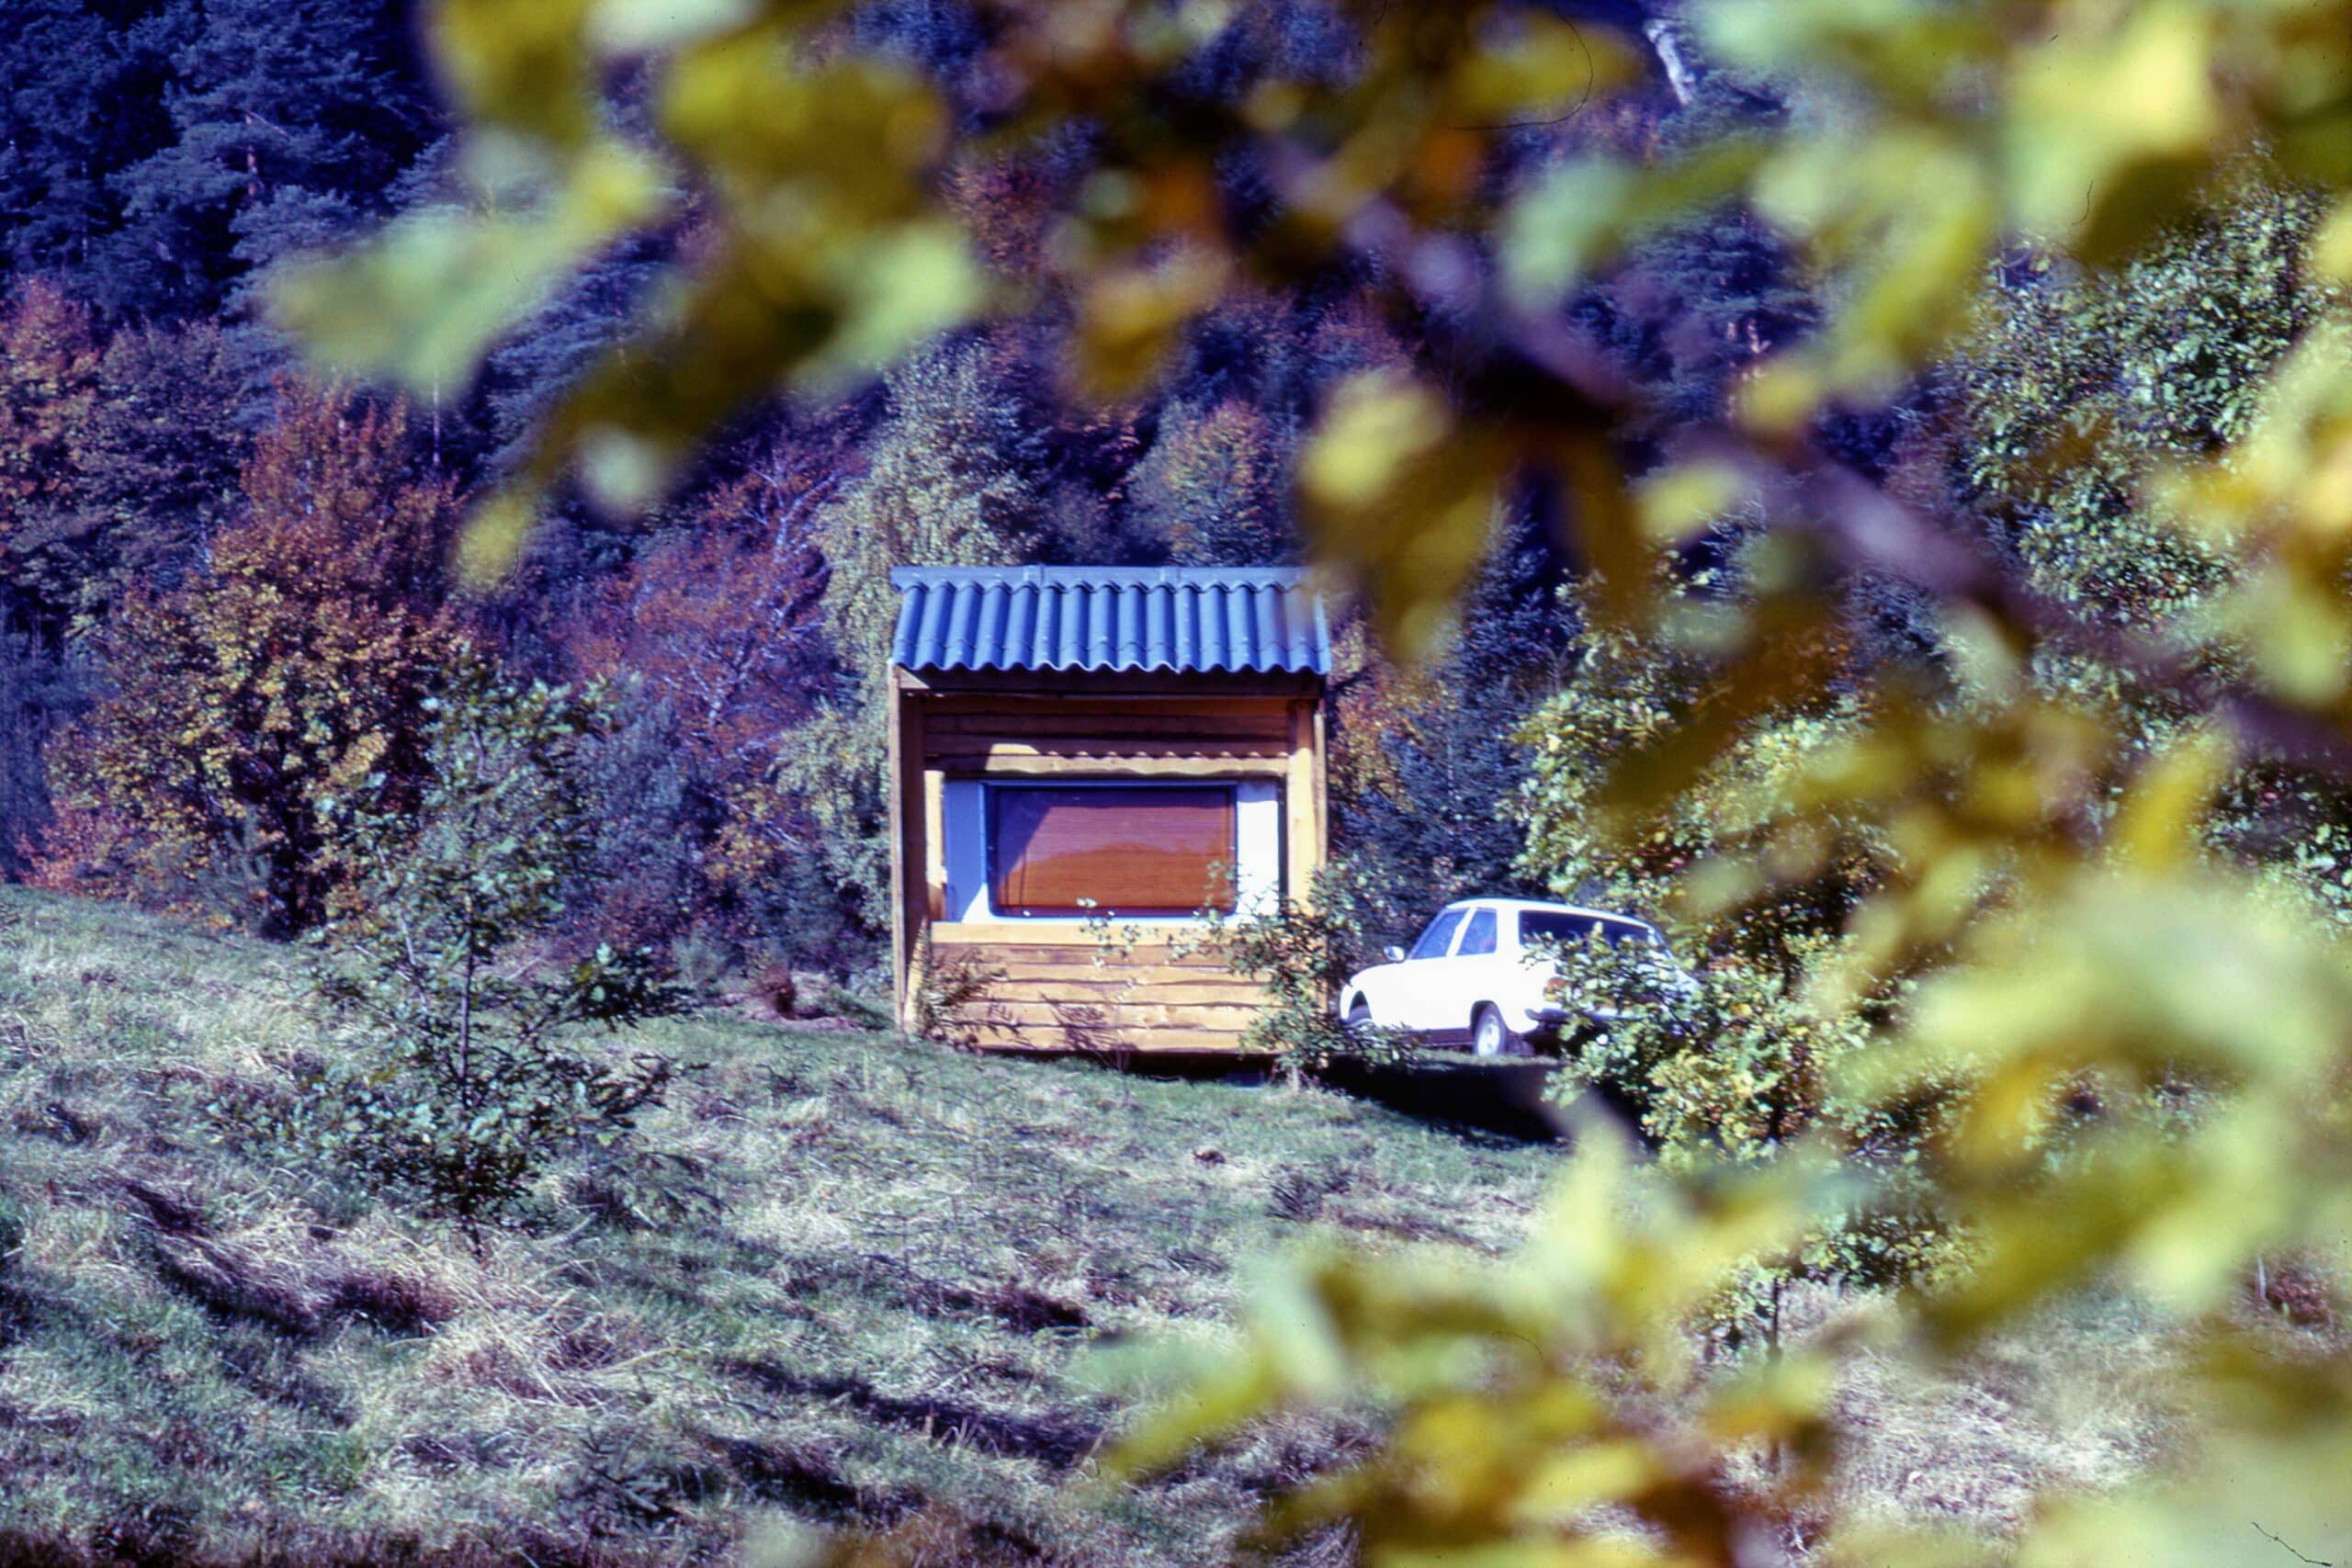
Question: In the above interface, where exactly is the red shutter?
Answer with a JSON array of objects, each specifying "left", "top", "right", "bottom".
[{"left": 992, "top": 786, "right": 1238, "bottom": 916}]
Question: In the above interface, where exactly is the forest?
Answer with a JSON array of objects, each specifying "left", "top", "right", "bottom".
[
  {"left": 7, "top": 0, "right": 2352, "bottom": 1563},
  {"left": 0, "top": 0, "right": 1605, "bottom": 979}
]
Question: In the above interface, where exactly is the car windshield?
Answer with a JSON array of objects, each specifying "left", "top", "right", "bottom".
[
  {"left": 1408, "top": 908, "right": 1467, "bottom": 960},
  {"left": 1520, "top": 912, "right": 1654, "bottom": 951}
]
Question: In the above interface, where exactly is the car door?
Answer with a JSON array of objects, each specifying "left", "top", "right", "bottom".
[
  {"left": 1382, "top": 906, "right": 1466, "bottom": 1031},
  {"left": 1445, "top": 906, "right": 1514, "bottom": 1035},
  {"left": 1397, "top": 904, "right": 1488, "bottom": 1035}
]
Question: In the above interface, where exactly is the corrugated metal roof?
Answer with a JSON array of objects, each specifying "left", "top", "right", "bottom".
[{"left": 889, "top": 566, "right": 1329, "bottom": 676}]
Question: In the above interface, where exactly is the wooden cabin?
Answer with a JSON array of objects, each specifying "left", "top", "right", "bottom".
[{"left": 887, "top": 566, "right": 1331, "bottom": 1054}]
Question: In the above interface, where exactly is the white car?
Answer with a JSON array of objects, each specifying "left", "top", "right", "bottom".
[{"left": 1337, "top": 897, "right": 1679, "bottom": 1057}]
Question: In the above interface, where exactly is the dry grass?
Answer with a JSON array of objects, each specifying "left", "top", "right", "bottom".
[
  {"left": 1735, "top": 1284, "right": 2178, "bottom": 1553},
  {"left": 0, "top": 888, "right": 1550, "bottom": 1563},
  {"left": 0, "top": 888, "right": 2199, "bottom": 1563}
]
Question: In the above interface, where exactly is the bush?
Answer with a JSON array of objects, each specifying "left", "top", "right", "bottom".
[
  {"left": 909, "top": 930, "right": 1004, "bottom": 1049},
  {"left": 1204, "top": 861, "right": 1410, "bottom": 1077},
  {"left": 240, "top": 652, "right": 686, "bottom": 1250}
]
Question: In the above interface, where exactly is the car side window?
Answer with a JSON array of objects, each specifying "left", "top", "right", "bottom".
[
  {"left": 1600, "top": 919, "right": 1655, "bottom": 946},
  {"left": 1408, "top": 908, "right": 1465, "bottom": 960},
  {"left": 1458, "top": 908, "right": 1498, "bottom": 956},
  {"left": 1519, "top": 912, "right": 1603, "bottom": 950}
]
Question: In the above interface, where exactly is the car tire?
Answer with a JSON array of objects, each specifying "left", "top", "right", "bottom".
[
  {"left": 1345, "top": 999, "right": 1374, "bottom": 1037},
  {"left": 1471, "top": 1003, "right": 1525, "bottom": 1058}
]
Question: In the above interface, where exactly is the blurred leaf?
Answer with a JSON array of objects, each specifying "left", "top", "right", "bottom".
[
  {"left": 1301, "top": 370, "right": 1507, "bottom": 658},
  {"left": 2007, "top": 3, "right": 2222, "bottom": 256},
  {"left": 275, "top": 141, "right": 665, "bottom": 390},
  {"left": 432, "top": 0, "right": 601, "bottom": 144},
  {"left": 1074, "top": 249, "right": 1231, "bottom": 398}
]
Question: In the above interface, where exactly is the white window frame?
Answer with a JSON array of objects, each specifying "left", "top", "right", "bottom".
[{"left": 941, "top": 777, "right": 1283, "bottom": 925}]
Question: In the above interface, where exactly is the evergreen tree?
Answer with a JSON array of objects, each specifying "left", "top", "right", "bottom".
[
  {"left": 779, "top": 336, "right": 1034, "bottom": 931},
  {"left": 0, "top": 2, "right": 168, "bottom": 292},
  {"left": 102, "top": 0, "right": 435, "bottom": 321},
  {"left": 1332, "top": 519, "right": 1576, "bottom": 949}
]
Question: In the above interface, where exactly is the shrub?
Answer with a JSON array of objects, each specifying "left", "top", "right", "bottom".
[
  {"left": 259, "top": 652, "right": 685, "bottom": 1250},
  {"left": 1204, "top": 861, "right": 1410, "bottom": 1077},
  {"left": 909, "top": 930, "right": 1005, "bottom": 1049}
]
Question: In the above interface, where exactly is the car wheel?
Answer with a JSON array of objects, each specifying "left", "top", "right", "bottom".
[
  {"left": 1346, "top": 1000, "right": 1374, "bottom": 1032},
  {"left": 1471, "top": 1003, "right": 1525, "bottom": 1058}
]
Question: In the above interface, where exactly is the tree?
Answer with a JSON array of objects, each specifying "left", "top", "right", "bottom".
[
  {"left": 1129, "top": 395, "right": 1295, "bottom": 566},
  {"left": 776, "top": 336, "right": 1033, "bottom": 931},
  {"left": 561, "top": 435, "right": 855, "bottom": 959},
  {"left": 1330, "top": 522, "right": 1577, "bottom": 951},
  {"left": 0, "top": 284, "right": 248, "bottom": 641},
  {"left": 103, "top": 0, "right": 435, "bottom": 321},
  {"left": 0, "top": 3, "right": 170, "bottom": 295},
  {"left": 0, "top": 628, "right": 92, "bottom": 880},
  {"left": 0, "top": 278, "right": 103, "bottom": 644},
  {"left": 1951, "top": 184, "right": 2324, "bottom": 638},
  {"left": 0, "top": 293, "right": 246, "bottom": 871},
  {"left": 283, "top": 654, "right": 681, "bottom": 1251},
  {"left": 55, "top": 384, "right": 455, "bottom": 932},
  {"left": 78, "top": 317, "right": 252, "bottom": 592}
]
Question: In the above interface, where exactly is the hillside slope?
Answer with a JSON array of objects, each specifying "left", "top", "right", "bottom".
[{"left": 0, "top": 889, "right": 1560, "bottom": 1565}]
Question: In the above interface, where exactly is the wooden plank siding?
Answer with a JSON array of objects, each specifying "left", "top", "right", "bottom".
[{"left": 929, "top": 933, "right": 1265, "bottom": 1052}]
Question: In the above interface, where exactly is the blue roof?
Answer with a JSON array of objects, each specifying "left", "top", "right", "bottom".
[{"left": 889, "top": 566, "right": 1329, "bottom": 677}]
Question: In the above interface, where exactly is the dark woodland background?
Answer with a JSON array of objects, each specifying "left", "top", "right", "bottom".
[{"left": 0, "top": 0, "right": 1815, "bottom": 978}]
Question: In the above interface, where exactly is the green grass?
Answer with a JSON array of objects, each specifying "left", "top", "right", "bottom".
[{"left": 0, "top": 887, "right": 1561, "bottom": 1564}]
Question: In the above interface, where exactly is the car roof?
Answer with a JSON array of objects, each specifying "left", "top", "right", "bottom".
[{"left": 1439, "top": 897, "right": 1655, "bottom": 925}]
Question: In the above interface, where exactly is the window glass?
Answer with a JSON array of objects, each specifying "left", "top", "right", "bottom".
[
  {"left": 1458, "top": 908, "right": 1498, "bottom": 955},
  {"left": 989, "top": 785, "right": 1236, "bottom": 917},
  {"left": 1408, "top": 908, "right": 1466, "bottom": 960},
  {"left": 1520, "top": 912, "right": 1655, "bottom": 949}
]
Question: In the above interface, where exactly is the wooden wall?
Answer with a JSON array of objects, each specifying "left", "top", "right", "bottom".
[
  {"left": 889, "top": 676, "right": 1327, "bottom": 1053},
  {"left": 926, "top": 927, "right": 1270, "bottom": 1052}
]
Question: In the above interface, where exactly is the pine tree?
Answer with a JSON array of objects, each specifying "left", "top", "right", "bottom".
[
  {"left": 0, "top": 2, "right": 162, "bottom": 291},
  {"left": 778, "top": 336, "right": 1035, "bottom": 931},
  {"left": 102, "top": 0, "right": 435, "bottom": 320}
]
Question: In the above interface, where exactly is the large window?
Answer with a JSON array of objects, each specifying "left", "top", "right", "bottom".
[{"left": 988, "top": 784, "right": 1238, "bottom": 918}]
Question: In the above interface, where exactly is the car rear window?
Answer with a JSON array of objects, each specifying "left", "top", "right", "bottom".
[{"left": 1520, "top": 912, "right": 1654, "bottom": 949}]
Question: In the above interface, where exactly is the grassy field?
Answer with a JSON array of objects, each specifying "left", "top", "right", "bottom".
[
  {"left": 0, "top": 887, "right": 2187, "bottom": 1565},
  {"left": 0, "top": 887, "right": 1570, "bottom": 1565}
]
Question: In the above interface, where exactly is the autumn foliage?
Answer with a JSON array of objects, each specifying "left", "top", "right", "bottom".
[{"left": 50, "top": 385, "right": 455, "bottom": 933}]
